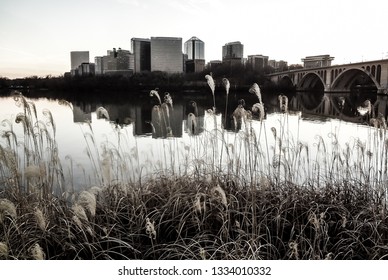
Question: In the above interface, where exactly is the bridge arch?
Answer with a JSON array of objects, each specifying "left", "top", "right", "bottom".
[
  {"left": 331, "top": 67, "right": 380, "bottom": 92},
  {"left": 297, "top": 72, "right": 325, "bottom": 91},
  {"left": 279, "top": 75, "right": 294, "bottom": 88}
]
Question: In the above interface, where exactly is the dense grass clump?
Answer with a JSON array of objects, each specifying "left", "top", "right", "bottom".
[{"left": 1, "top": 175, "right": 388, "bottom": 260}]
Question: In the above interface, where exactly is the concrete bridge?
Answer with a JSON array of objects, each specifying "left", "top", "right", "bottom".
[{"left": 267, "top": 59, "right": 388, "bottom": 94}]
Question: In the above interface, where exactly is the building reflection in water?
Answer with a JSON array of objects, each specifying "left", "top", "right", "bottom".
[{"left": 69, "top": 90, "right": 388, "bottom": 139}]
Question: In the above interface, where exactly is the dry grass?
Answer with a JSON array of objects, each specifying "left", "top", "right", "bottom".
[
  {"left": 1, "top": 88, "right": 388, "bottom": 259},
  {"left": 1, "top": 175, "right": 388, "bottom": 259}
]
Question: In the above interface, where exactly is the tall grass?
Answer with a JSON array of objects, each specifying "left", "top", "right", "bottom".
[{"left": 1, "top": 86, "right": 388, "bottom": 259}]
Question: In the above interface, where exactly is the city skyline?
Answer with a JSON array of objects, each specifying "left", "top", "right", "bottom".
[{"left": 1, "top": 0, "right": 388, "bottom": 79}]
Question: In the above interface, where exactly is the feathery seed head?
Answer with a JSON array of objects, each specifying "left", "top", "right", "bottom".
[
  {"left": 249, "top": 83, "right": 262, "bottom": 103},
  {"left": 194, "top": 193, "right": 206, "bottom": 214},
  {"left": 211, "top": 185, "right": 227, "bottom": 207},
  {"left": 145, "top": 218, "right": 156, "bottom": 240},
  {"left": 150, "top": 89, "right": 162, "bottom": 104},
  {"left": 77, "top": 191, "right": 96, "bottom": 218},
  {"left": 199, "top": 247, "right": 206, "bottom": 260},
  {"left": 164, "top": 92, "right": 173, "bottom": 108},
  {"left": 72, "top": 215, "right": 83, "bottom": 229},
  {"left": 187, "top": 113, "right": 197, "bottom": 135},
  {"left": 0, "top": 199, "right": 17, "bottom": 224},
  {"left": 205, "top": 74, "right": 215, "bottom": 95},
  {"left": 96, "top": 107, "right": 110, "bottom": 120},
  {"left": 24, "top": 164, "right": 45, "bottom": 179},
  {"left": 288, "top": 241, "right": 299, "bottom": 259},
  {"left": 222, "top": 78, "right": 230, "bottom": 95},
  {"left": 72, "top": 204, "right": 89, "bottom": 222},
  {"left": 89, "top": 186, "right": 102, "bottom": 195},
  {"left": 252, "top": 102, "right": 265, "bottom": 121},
  {"left": 34, "top": 207, "right": 47, "bottom": 231},
  {"left": 278, "top": 94, "right": 289, "bottom": 113},
  {"left": 30, "top": 243, "right": 45, "bottom": 260},
  {"left": 0, "top": 242, "right": 9, "bottom": 258}
]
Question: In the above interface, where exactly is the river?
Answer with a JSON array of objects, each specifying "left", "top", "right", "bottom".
[{"left": 0, "top": 88, "right": 387, "bottom": 193}]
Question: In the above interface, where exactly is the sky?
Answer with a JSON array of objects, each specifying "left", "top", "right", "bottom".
[{"left": 1, "top": 0, "right": 388, "bottom": 79}]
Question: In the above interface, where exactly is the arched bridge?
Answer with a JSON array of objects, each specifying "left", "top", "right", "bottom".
[{"left": 267, "top": 59, "right": 388, "bottom": 94}]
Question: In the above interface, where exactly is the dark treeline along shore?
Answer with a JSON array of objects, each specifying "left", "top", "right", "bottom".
[
  {"left": 1, "top": 72, "right": 388, "bottom": 260},
  {"left": 0, "top": 64, "right": 293, "bottom": 101}
]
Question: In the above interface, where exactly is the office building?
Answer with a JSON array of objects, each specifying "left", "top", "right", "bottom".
[
  {"left": 302, "top": 55, "right": 334, "bottom": 68},
  {"left": 94, "top": 56, "right": 103, "bottom": 75},
  {"left": 247, "top": 55, "right": 269, "bottom": 71},
  {"left": 77, "top": 62, "right": 95, "bottom": 76},
  {"left": 184, "top": 36, "right": 205, "bottom": 73},
  {"left": 70, "top": 51, "right": 89, "bottom": 70},
  {"left": 131, "top": 38, "right": 151, "bottom": 73},
  {"left": 151, "top": 37, "right": 183, "bottom": 73},
  {"left": 222, "top": 41, "right": 244, "bottom": 65},
  {"left": 269, "top": 60, "right": 288, "bottom": 72},
  {"left": 184, "top": 36, "right": 205, "bottom": 60},
  {"left": 98, "top": 48, "right": 134, "bottom": 76}
]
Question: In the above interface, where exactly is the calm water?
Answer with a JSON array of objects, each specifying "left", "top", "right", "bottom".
[{"left": 0, "top": 89, "right": 387, "bottom": 191}]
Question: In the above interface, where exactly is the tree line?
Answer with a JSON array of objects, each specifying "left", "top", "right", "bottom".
[{"left": 0, "top": 63, "right": 297, "bottom": 96}]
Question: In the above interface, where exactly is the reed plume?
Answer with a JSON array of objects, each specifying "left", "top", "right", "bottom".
[
  {"left": 76, "top": 191, "right": 97, "bottom": 218},
  {"left": 96, "top": 107, "right": 110, "bottom": 120},
  {"left": 150, "top": 89, "right": 162, "bottom": 105},
  {"left": 0, "top": 199, "right": 17, "bottom": 224},
  {"left": 30, "top": 243, "right": 45, "bottom": 260},
  {"left": 164, "top": 92, "right": 173, "bottom": 108},
  {"left": 211, "top": 185, "right": 227, "bottom": 207},
  {"left": 145, "top": 217, "right": 156, "bottom": 240},
  {"left": 249, "top": 83, "right": 262, "bottom": 104},
  {"left": 278, "top": 94, "right": 289, "bottom": 113},
  {"left": 34, "top": 207, "right": 47, "bottom": 231},
  {"left": 0, "top": 242, "right": 8, "bottom": 259},
  {"left": 252, "top": 103, "right": 265, "bottom": 121},
  {"left": 205, "top": 74, "right": 216, "bottom": 111},
  {"left": 222, "top": 78, "right": 230, "bottom": 127}
]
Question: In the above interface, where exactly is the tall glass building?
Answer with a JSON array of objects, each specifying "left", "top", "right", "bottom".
[
  {"left": 70, "top": 51, "right": 89, "bottom": 70},
  {"left": 184, "top": 36, "right": 205, "bottom": 73},
  {"left": 184, "top": 36, "right": 205, "bottom": 60},
  {"left": 222, "top": 41, "right": 244, "bottom": 64},
  {"left": 131, "top": 38, "right": 151, "bottom": 73},
  {"left": 150, "top": 37, "right": 183, "bottom": 73}
]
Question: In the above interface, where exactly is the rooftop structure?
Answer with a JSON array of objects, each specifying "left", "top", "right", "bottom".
[{"left": 302, "top": 55, "right": 334, "bottom": 68}]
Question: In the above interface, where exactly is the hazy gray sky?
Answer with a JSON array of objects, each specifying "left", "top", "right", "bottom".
[{"left": 1, "top": 0, "right": 387, "bottom": 78}]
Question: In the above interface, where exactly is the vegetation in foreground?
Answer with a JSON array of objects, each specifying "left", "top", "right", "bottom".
[
  {"left": 1, "top": 79, "right": 388, "bottom": 259},
  {"left": 1, "top": 174, "right": 388, "bottom": 260}
]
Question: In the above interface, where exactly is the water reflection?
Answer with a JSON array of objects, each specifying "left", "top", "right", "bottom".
[
  {"left": 66, "top": 90, "right": 388, "bottom": 137},
  {"left": 2, "top": 89, "right": 388, "bottom": 191},
  {"left": 289, "top": 90, "right": 383, "bottom": 124}
]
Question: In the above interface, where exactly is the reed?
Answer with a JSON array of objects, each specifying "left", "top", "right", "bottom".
[{"left": 1, "top": 89, "right": 388, "bottom": 260}]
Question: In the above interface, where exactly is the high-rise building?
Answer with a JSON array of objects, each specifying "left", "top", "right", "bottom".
[
  {"left": 77, "top": 63, "right": 95, "bottom": 76},
  {"left": 184, "top": 36, "right": 205, "bottom": 73},
  {"left": 184, "top": 36, "right": 204, "bottom": 60},
  {"left": 94, "top": 56, "right": 103, "bottom": 75},
  {"left": 222, "top": 42, "right": 244, "bottom": 65},
  {"left": 97, "top": 48, "right": 134, "bottom": 76},
  {"left": 151, "top": 37, "right": 183, "bottom": 73},
  {"left": 70, "top": 51, "right": 89, "bottom": 70},
  {"left": 247, "top": 55, "right": 269, "bottom": 71},
  {"left": 269, "top": 59, "right": 288, "bottom": 72},
  {"left": 131, "top": 38, "right": 151, "bottom": 73}
]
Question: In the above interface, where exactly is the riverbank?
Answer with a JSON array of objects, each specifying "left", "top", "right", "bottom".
[{"left": 1, "top": 173, "right": 387, "bottom": 260}]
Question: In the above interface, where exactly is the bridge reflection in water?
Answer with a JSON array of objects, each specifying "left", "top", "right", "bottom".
[{"left": 288, "top": 90, "right": 388, "bottom": 125}]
